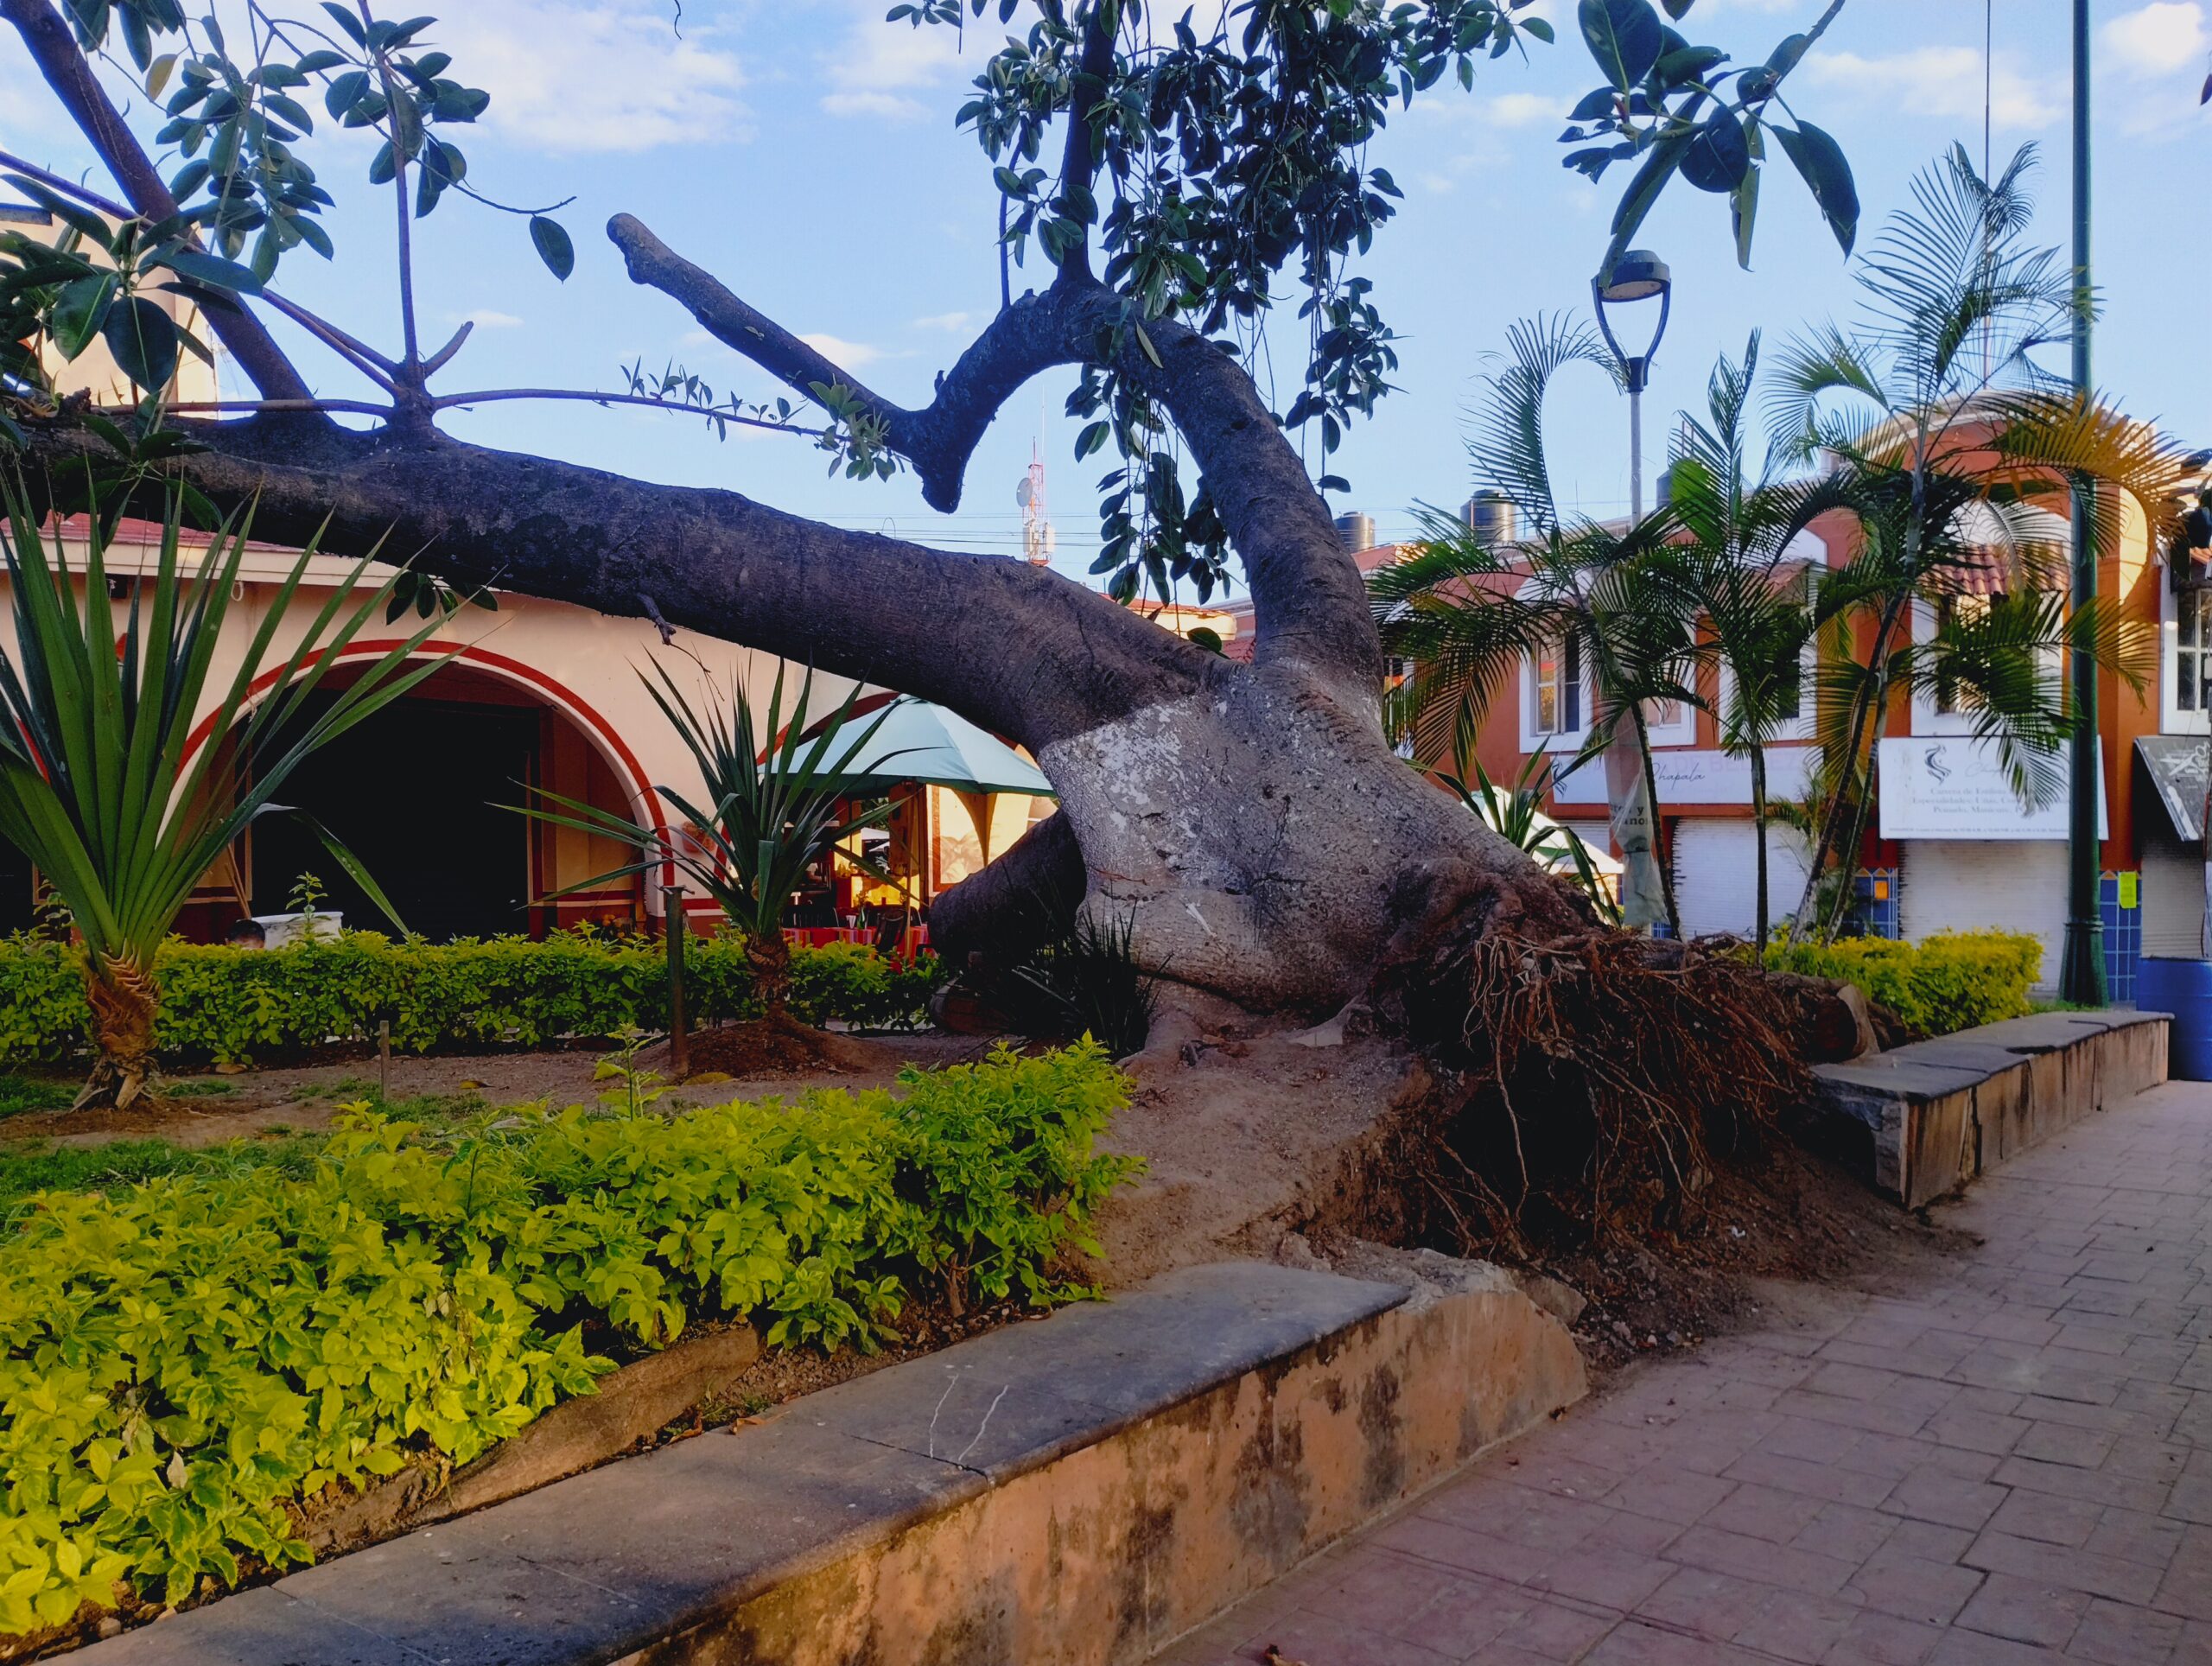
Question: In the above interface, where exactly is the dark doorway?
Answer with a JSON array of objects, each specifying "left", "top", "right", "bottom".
[{"left": 251, "top": 694, "right": 541, "bottom": 942}]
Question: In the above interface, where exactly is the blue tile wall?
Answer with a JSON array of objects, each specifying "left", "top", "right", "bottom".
[
  {"left": 1850, "top": 868, "right": 1901, "bottom": 940},
  {"left": 2101, "top": 870, "right": 2141, "bottom": 1007}
]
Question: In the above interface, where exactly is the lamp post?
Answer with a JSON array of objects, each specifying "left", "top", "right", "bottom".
[
  {"left": 2058, "top": 0, "right": 2105, "bottom": 1006},
  {"left": 1592, "top": 250, "right": 1674, "bottom": 519},
  {"left": 1592, "top": 249, "right": 1674, "bottom": 932}
]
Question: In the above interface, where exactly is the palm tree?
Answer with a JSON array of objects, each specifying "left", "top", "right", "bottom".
[
  {"left": 0, "top": 478, "right": 447, "bottom": 1107},
  {"left": 1371, "top": 315, "right": 1695, "bottom": 934},
  {"left": 1664, "top": 331, "right": 1857, "bottom": 957},
  {"left": 1766, "top": 143, "right": 2189, "bottom": 944},
  {"left": 526, "top": 659, "right": 901, "bottom": 1025}
]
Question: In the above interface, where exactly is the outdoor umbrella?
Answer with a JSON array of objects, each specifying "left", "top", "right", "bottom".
[{"left": 807, "top": 697, "right": 1054, "bottom": 867}]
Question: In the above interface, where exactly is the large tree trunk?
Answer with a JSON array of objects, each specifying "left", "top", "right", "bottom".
[{"left": 5, "top": 0, "right": 1576, "bottom": 1019}]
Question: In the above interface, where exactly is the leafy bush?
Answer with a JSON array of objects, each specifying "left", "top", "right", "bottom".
[
  {"left": 1770, "top": 930, "right": 2044, "bottom": 1036},
  {"left": 0, "top": 1044, "right": 1134, "bottom": 1634},
  {"left": 0, "top": 934, "right": 944, "bottom": 1067}
]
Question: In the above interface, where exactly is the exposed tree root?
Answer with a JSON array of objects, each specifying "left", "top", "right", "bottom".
[{"left": 1380, "top": 929, "right": 1817, "bottom": 1250}]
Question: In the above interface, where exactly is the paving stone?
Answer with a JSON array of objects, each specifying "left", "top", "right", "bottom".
[
  {"left": 1955, "top": 1571, "right": 2094, "bottom": 1647},
  {"left": 1121, "top": 1081, "right": 2212, "bottom": 1666}
]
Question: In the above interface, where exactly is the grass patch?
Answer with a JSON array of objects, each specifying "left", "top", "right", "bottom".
[
  {"left": 0, "top": 1074, "right": 73, "bottom": 1120},
  {"left": 160, "top": 1079, "right": 239, "bottom": 1099},
  {"left": 0, "top": 1132, "right": 321, "bottom": 1223}
]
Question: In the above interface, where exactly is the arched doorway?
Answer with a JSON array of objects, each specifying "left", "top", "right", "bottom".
[{"left": 221, "top": 656, "right": 656, "bottom": 943}]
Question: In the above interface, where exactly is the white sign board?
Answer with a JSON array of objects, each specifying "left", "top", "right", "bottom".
[
  {"left": 1553, "top": 747, "right": 1813, "bottom": 808},
  {"left": 1876, "top": 736, "right": 2107, "bottom": 841}
]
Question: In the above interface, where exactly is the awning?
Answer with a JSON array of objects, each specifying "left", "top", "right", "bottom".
[
  {"left": 816, "top": 698, "right": 1055, "bottom": 797},
  {"left": 2135, "top": 734, "right": 2209, "bottom": 843}
]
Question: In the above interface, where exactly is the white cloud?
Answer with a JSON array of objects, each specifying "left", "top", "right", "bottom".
[
  {"left": 1484, "top": 92, "right": 1560, "bottom": 129},
  {"left": 823, "top": 7, "right": 965, "bottom": 122},
  {"left": 1807, "top": 47, "right": 2060, "bottom": 130},
  {"left": 799, "top": 333, "right": 885, "bottom": 371},
  {"left": 822, "top": 90, "right": 930, "bottom": 120},
  {"left": 461, "top": 308, "right": 525, "bottom": 329},
  {"left": 912, "top": 310, "right": 973, "bottom": 332},
  {"left": 430, "top": 0, "right": 747, "bottom": 154},
  {"left": 2104, "top": 3, "right": 2208, "bottom": 76}
]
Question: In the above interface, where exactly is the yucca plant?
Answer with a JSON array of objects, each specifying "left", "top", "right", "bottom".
[
  {"left": 526, "top": 659, "right": 904, "bottom": 1022},
  {"left": 0, "top": 475, "right": 448, "bottom": 1107}
]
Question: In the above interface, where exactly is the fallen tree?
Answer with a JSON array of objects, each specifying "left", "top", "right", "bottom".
[{"left": 1, "top": 0, "right": 1855, "bottom": 1019}]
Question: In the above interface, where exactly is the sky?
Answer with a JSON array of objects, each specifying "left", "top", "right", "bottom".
[{"left": 3, "top": 0, "right": 2208, "bottom": 591}]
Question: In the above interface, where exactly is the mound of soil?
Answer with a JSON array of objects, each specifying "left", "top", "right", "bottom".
[{"left": 646, "top": 1017, "right": 910, "bottom": 1083}]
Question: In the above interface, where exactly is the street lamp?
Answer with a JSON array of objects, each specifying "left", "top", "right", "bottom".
[
  {"left": 1589, "top": 249, "right": 1674, "bottom": 933},
  {"left": 1592, "top": 250, "right": 1673, "bottom": 520}
]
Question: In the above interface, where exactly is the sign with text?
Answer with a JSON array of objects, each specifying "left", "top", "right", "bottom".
[
  {"left": 1876, "top": 736, "right": 2107, "bottom": 841},
  {"left": 1553, "top": 747, "right": 1813, "bottom": 808}
]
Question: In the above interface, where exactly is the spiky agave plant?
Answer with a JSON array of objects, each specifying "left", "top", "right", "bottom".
[
  {"left": 527, "top": 659, "right": 905, "bottom": 1023},
  {"left": 0, "top": 478, "right": 448, "bottom": 1107}
]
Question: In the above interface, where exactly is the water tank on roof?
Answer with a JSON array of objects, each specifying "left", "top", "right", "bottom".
[
  {"left": 1334, "top": 512, "right": 1377, "bottom": 552},
  {"left": 1656, "top": 465, "right": 1675, "bottom": 508},
  {"left": 1464, "top": 490, "right": 1516, "bottom": 546}
]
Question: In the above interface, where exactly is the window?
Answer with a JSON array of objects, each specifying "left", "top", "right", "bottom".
[
  {"left": 1932, "top": 594, "right": 1967, "bottom": 716},
  {"left": 2178, "top": 590, "right": 2212, "bottom": 715},
  {"left": 1529, "top": 636, "right": 1581, "bottom": 736},
  {"left": 1716, "top": 565, "right": 1817, "bottom": 744}
]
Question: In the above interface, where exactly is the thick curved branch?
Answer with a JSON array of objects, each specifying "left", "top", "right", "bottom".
[
  {"left": 3, "top": 0, "right": 318, "bottom": 407},
  {"left": 609, "top": 218, "right": 1378, "bottom": 688},
  {"left": 21, "top": 416, "right": 1209, "bottom": 750}
]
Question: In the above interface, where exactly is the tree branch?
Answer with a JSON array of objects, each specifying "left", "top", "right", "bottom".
[
  {"left": 2, "top": 0, "right": 320, "bottom": 408},
  {"left": 607, "top": 217, "right": 1380, "bottom": 687},
  {"left": 1051, "top": 9, "right": 1119, "bottom": 283},
  {"left": 20, "top": 415, "right": 1209, "bottom": 750}
]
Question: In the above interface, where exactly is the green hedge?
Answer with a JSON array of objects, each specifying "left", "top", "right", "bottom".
[
  {"left": 0, "top": 933, "right": 943, "bottom": 1066},
  {"left": 1771, "top": 929, "right": 2044, "bottom": 1035},
  {"left": 0, "top": 1043, "right": 1135, "bottom": 1635}
]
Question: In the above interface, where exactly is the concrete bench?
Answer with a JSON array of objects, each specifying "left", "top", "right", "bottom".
[
  {"left": 79, "top": 1260, "right": 1584, "bottom": 1666},
  {"left": 1813, "top": 1010, "right": 2170, "bottom": 1208}
]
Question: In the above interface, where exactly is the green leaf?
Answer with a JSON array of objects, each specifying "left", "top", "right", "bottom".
[
  {"left": 1578, "top": 0, "right": 1662, "bottom": 92},
  {"left": 1680, "top": 107, "right": 1750, "bottom": 193},
  {"left": 1521, "top": 16, "right": 1554, "bottom": 42},
  {"left": 103, "top": 295, "right": 180, "bottom": 391},
  {"left": 1730, "top": 146, "right": 1760, "bottom": 270},
  {"left": 1599, "top": 130, "right": 1689, "bottom": 278},
  {"left": 324, "top": 68, "right": 370, "bottom": 119},
  {"left": 50, "top": 271, "right": 118, "bottom": 360},
  {"left": 1773, "top": 120, "right": 1858, "bottom": 257},
  {"left": 154, "top": 248, "right": 264, "bottom": 295},
  {"left": 529, "top": 216, "right": 574, "bottom": 281}
]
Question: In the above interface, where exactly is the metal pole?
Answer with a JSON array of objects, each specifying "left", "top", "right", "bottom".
[
  {"left": 2059, "top": 0, "right": 2106, "bottom": 1006},
  {"left": 1628, "top": 379, "right": 1644, "bottom": 520},
  {"left": 664, "top": 884, "right": 690, "bottom": 1078}
]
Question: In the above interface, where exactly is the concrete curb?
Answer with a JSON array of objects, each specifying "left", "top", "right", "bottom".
[
  {"left": 1813, "top": 1009, "right": 2169, "bottom": 1208},
  {"left": 82, "top": 1261, "right": 1586, "bottom": 1666}
]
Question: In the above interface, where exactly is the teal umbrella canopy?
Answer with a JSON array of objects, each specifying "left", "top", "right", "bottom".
[{"left": 810, "top": 697, "right": 1055, "bottom": 796}]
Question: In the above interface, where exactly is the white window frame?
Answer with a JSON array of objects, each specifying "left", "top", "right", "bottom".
[
  {"left": 1910, "top": 586, "right": 2064, "bottom": 737},
  {"left": 1642, "top": 690, "right": 1699, "bottom": 749},
  {"left": 1518, "top": 633, "right": 1590, "bottom": 754},
  {"left": 2162, "top": 579, "right": 2212, "bottom": 735},
  {"left": 1715, "top": 567, "right": 1820, "bottom": 746}
]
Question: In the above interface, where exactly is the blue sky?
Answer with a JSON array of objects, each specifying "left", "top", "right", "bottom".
[{"left": 6, "top": 0, "right": 2208, "bottom": 588}]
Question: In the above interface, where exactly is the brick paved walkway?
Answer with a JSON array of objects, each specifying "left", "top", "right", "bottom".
[{"left": 1156, "top": 1080, "right": 2212, "bottom": 1665}]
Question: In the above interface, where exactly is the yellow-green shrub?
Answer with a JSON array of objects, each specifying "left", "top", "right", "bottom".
[
  {"left": 0, "top": 1044, "right": 1134, "bottom": 1635},
  {"left": 0, "top": 933, "right": 942, "bottom": 1067},
  {"left": 1771, "top": 930, "right": 2044, "bottom": 1035}
]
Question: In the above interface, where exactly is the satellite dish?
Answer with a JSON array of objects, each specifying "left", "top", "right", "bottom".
[{"left": 1015, "top": 478, "right": 1033, "bottom": 508}]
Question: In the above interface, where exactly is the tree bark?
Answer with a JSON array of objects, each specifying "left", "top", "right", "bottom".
[
  {"left": 79, "top": 951, "right": 157, "bottom": 1110},
  {"left": 6, "top": 0, "right": 1580, "bottom": 1017}
]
